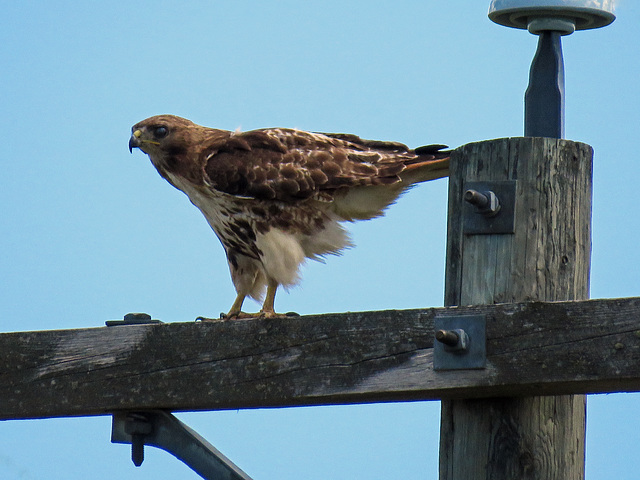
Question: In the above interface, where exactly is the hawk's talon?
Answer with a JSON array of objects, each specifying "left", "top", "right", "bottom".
[
  {"left": 222, "top": 311, "right": 263, "bottom": 320},
  {"left": 197, "top": 311, "right": 299, "bottom": 322}
]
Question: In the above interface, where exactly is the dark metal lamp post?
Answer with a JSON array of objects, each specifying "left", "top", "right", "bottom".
[{"left": 488, "top": 0, "right": 615, "bottom": 138}]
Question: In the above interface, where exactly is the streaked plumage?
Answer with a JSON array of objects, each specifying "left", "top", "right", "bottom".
[{"left": 129, "top": 114, "right": 449, "bottom": 318}]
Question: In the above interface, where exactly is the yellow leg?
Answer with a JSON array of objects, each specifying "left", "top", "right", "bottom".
[
  {"left": 260, "top": 279, "right": 278, "bottom": 318},
  {"left": 225, "top": 293, "right": 246, "bottom": 319}
]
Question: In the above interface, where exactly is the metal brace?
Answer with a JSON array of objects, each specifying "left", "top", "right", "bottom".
[
  {"left": 111, "top": 410, "right": 254, "bottom": 480},
  {"left": 433, "top": 315, "right": 486, "bottom": 370},
  {"left": 463, "top": 180, "right": 517, "bottom": 235}
]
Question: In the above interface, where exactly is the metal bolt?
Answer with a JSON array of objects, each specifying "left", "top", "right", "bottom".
[
  {"left": 436, "top": 329, "right": 460, "bottom": 347},
  {"left": 124, "top": 313, "right": 152, "bottom": 323},
  {"left": 106, "top": 313, "right": 162, "bottom": 327},
  {"left": 435, "top": 328, "right": 469, "bottom": 352},
  {"left": 125, "top": 413, "right": 153, "bottom": 467},
  {"left": 464, "top": 189, "right": 501, "bottom": 216},
  {"left": 131, "top": 434, "right": 145, "bottom": 467}
]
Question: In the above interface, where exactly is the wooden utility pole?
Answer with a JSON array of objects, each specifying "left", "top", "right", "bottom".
[{"left": 440, "top": 137, "right": 593, "bottom": 479}]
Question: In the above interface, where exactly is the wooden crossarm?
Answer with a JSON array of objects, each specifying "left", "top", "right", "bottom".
[{"left": 2, "top": 296, "right": 640, "bottom": 420}]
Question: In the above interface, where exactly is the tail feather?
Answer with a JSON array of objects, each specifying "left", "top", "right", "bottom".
[
  {"left": 401, "top": 149, "right": 450, "bottom": 184},
  {"left": 330, "top": 143, "right": 450, "bottom": 222},
  {"left": 414, "top": 144, "right": 450, "bottom": 155}
]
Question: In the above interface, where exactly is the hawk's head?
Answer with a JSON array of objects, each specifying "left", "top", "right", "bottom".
[
  {"left": 129, "top": 114, "right": 220, "bottom": 185},
  {"left": 128, "top": 114, "right": 197, "bottom": 156}
]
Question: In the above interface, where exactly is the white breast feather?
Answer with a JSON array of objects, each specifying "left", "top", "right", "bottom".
[
  {"left": 299, "top": 213, "right": 353, "bottom": 260},
  {"left": 164, "top": 172, "right": 352, "bottom": 289},
  {"left": 255, "top": 229, "right": 305, "bottom": 286},
  {"left": 332, "top": 184, "right": 405, "bottom": 221},
  {"left": 166, "top": 173, "right": 230, "bottom": 229}
]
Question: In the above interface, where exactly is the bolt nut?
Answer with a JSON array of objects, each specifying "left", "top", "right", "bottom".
[
  {"left": 464, "top": 189, "right": 501, "bottom": 217},
  {"left": 435, "top": 328, "right": 469, "bottom": 352}
]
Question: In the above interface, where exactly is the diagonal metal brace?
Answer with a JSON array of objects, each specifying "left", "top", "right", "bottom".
[{"left": 111, "top": 410, "right": 253, "bottom": 480}]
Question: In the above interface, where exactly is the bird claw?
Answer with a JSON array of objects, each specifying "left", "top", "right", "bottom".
[
  {"left": 195, "top": 316, "right": 222, "bottom": 322},
  {"left": 195, "top": 311, "right": 300, "bottom": 322},
  {"left": 255, "top": 310, "right": 301, "bottom": 319},
  {"left": 219, "top": 311, "right": 260, "bottom": 320}
]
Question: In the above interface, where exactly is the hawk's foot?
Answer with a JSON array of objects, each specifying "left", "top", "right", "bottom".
[
  {"left": 194, "top": 312, "right": 253, "bottom": 321},
  {"left": 196, "top": 311, "right": 300, "bottom": 322},
  {"left": 221, "top": 311, "right": 261, "bottom": 320},
  {"left": 258, "top": 310, "right": 300, "bottom": 319},
  {"left": 195, "top": 315, "right": 223, "bottom": 322}
]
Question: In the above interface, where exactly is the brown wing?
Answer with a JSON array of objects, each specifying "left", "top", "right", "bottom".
[{"left": 203, "top": 128, "right": 448, "bottom": 202}]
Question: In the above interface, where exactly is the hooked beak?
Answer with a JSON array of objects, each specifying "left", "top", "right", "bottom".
[{"left": 129, "top": 129, "right": 142, "bottom": 153}]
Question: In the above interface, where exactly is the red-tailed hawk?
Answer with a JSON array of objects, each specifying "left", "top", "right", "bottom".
[{"left": 129, "top": 115, "right": 449, "bottom": 319}]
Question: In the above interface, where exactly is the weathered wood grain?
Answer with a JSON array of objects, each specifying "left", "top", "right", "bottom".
[
  {"left": 1, "top": 297, "right": 640, "bottom": 420},
  {"left": 441, "top": 138, "right": 593, "bottom": 480}
]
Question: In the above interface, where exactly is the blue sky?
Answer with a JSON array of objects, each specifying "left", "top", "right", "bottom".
[{"left": 1, "top": 1, "right": 639, "bottom": 478}]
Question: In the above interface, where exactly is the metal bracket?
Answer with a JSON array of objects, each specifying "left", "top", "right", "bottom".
[
  {"left": 434, "top": 315, "right": 486, "bottom": 371},
  {"left": 111, "top": 410, "right": 254, "bottom": 480},
  {"left": 463, "top": 180, "right": 517, "bottom": 235}
]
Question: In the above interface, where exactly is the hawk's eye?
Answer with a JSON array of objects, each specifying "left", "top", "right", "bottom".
[{"left": 153, "top": 126, "right": 168, "bottom": 139}]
